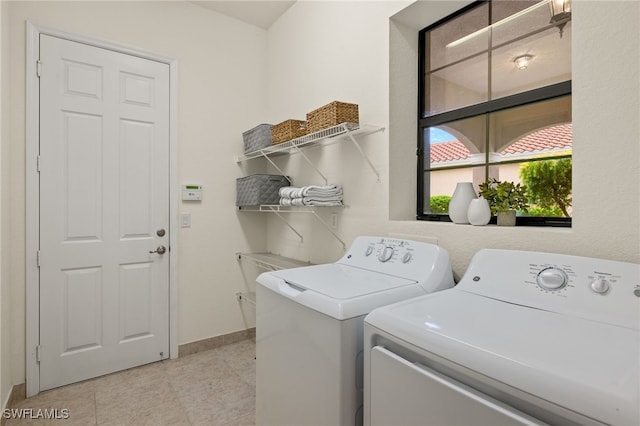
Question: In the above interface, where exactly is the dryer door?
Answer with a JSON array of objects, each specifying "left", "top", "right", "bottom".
[{"left": 369, "top": 346, "right": 544, "bottom": 426}]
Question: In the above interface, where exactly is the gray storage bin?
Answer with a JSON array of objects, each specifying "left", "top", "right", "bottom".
[
  {"left": 243, "top": 124, "right": 273, "bottom": 154},
  {"left": 236, "top": 174, "right": 291, "bottom": 206}
]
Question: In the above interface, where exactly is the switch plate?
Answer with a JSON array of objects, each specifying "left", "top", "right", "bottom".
[
  {"left": 181, "top": 213, "right": 191, "bottom": 228},
  {"left": 330, "top": 213, "right": 338, "bottom": 229}
]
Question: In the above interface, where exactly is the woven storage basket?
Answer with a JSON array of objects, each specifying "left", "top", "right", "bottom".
[
  {"left": 272, "top": 119, "right": 308, "bottom": 145},
  {"left": 242, "top": 124, "right": 272, "bottom": 154},
  {"left": 236, "top": 174, "right": 291, "bottom": 206},
  {"left": 306, "top": 101, "right": 359, "bottom": 133}
]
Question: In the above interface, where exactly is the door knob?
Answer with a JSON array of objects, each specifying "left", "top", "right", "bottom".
[{"left": 149, "top": 245, "right": 167, "bottom": 255}]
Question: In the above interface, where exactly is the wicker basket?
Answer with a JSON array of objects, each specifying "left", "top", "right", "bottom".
[
  {"left": 242, "top": 124, "right": 272, "bottom": 154},
  {"left": 306, "top": 101, "right": 359, "bottom": 133},
  {"left": 272, "top": 119, "right": 308, "bottom": 145}
]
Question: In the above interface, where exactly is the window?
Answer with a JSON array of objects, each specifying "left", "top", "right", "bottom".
[{"left": 418, "top": 0, "right": 572, "bottom": 226}]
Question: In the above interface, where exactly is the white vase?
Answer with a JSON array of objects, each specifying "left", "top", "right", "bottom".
[
  {"left": 449, "top": 182, "right": 477, "bottom": 224},
  {"left": 467, "top": 197, "right": 491, "bottom": 226}
]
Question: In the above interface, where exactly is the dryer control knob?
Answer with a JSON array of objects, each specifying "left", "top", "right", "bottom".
[
  {"left": 536, "top": 267, "right": 568, "bottom": 291},
  {"left": 402, "top": 252, "right": 413, "bottom": 263},
  {"left": 378, "top": 246, "right": 394, "bottom": 262},
  {"left": 590, "top": 278, "right": 610, "bottom": 294},
  {"left": 365, "top": 246, "right": 374, "bottom": 256}
]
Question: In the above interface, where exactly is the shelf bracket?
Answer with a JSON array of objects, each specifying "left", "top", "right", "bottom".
[
  {"left": 291, "top": 144, "right": 328, "bottom": 185},
  {"left": 311, "top": 210, "right": 346, "bottom": 251},
  {"left": 236, "top": 291, "right": 256, "bottom": 306},
  {"left": 267, "top": 206, "right": 304, "bottom": 242},
  {"left": 259, "top": 152, "right": 290, "bottom": 183},
  {"left": 344, "top": 127, "right": 380, "bottom": 182}
]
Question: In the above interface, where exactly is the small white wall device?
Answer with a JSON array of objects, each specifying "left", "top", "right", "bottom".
[{"left": 182, "top": 184, "right": 202, "bottom": 201}]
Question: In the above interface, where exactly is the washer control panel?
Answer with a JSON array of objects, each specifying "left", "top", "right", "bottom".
[
  {"left": 338, "top": 236, "right": 452, "bottom": 286},
  {"left": 362, "top": 238, "right": 415, "bottom": 264},
  {"left": 458, "top": 249, "right": 640, "bottom": 329},
  {"left": 527, "top": 261, "right": 625, "bottom": 298}
]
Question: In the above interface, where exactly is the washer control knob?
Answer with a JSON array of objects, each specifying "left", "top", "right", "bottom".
[
  {"left": 536, "top": 267, "right": 568, "bottom": 291},
  {"left": 365, "top": 246, "right": 374, "bottom": 256},
  {"left": 590, "top": 278, "right": 610, "bottom": 294},
  {"left": 402, "top": 252, "right": 413, "bottom": 263},
  {"left": 378, "top": 246, "right": 394, "bottom": 262}
]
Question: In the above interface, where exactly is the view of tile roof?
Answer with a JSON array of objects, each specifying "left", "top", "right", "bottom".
[
  {"left": 430, "top": 140, "right": 470, "bottom": 163},
  {"left": 430, "top": 123, "right": 572, "bottom": 163}
]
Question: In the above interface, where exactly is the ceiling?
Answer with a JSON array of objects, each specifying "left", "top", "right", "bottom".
[{"left": 192, "top": 1, "right": 296, "bottom": 29}]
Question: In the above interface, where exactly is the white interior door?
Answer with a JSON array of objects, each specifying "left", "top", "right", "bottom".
[{"left": 38, "top": 34, "right": 170, "bottom": 391}]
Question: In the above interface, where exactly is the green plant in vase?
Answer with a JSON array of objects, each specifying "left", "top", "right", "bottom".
[{"left": 478, "top": 179, "right": 529, "bottom": 226}]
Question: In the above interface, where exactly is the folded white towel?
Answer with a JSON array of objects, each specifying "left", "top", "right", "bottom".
[
  {"left": 303, "top": 198, "right": 343, "bottom": 207},
  {"left": 279, "top": 184, "right": 343, "bottom": 199},
  {"left": 280, "top": 196, "right": 343, "bottom": 207},
  {"left": 279, "top": 187, "right": 304, "bottom": 199},
  {"left": 301, "top": 184, "right": 343, "bottom": 197},
  {"left": 279, "top": 197, "right": 306, "bottom": 207},
  {"left": 279, "top": 184, "right": 343, "bottom": 207},
  {"left": 303, "top": 195, "right": 342, "bottom": 203}
]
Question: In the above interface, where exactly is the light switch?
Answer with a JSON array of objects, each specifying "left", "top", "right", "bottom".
[{"left": 181, "top": 213, "right": 191, "bottom": 228}]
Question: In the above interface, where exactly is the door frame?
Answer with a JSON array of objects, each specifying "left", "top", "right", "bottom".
[{"left": 25, "top": 21, "right": 179, "bottom": 397}]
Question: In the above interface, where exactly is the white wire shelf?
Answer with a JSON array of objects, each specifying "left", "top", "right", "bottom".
[
  {"left": 236, "top": 123, "right": 379, "bottom": 160},
  {"left": 237, "top": 204, "right": 343, "bottom": 213},
  {"left": 237, "top": 204, "right": 345, "bottom": 249},
  {"left": 235, "top": 253, "right": 314, "bottom": 306},
  {"left": 235, "top": 123, "right": 384, "bottom": 183},
  {"left": 236, "top": 252, "right": 313, "bottom": 271}
]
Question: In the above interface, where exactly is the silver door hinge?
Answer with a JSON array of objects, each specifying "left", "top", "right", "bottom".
[
  {"left": 36, "top": 60, "right": 42, "bottom": 78},
  {"left": 36, "top": 345, "right": 41, "bottom": 363},
  {"left": 36, "top": 250, "right": 41, "bottom": 268}
]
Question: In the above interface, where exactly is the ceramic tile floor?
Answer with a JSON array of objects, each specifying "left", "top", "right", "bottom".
[{"left": 7, "top": 339, "right": 256, "bottom": 426}]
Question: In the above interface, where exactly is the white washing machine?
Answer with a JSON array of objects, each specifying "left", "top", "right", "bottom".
[
  {"left": 364, "top": 249, "right": 640, "bottom": 426},
  {"left": 256, "top": 236, "right": 454, "bottom": 426}
]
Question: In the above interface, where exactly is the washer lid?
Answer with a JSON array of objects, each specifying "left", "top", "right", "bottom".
[
  {"left": 258, "top": 264, "right": 429, "bottom": 320},
  {"left": 270, "top": 264, "right": 417, "bottom": 299},
  {"left": 365, "top": 289, "right": 640, "bottom": 426}
]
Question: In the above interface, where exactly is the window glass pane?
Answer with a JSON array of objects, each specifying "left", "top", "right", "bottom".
[
  {"left": 425, "top": 167, "right": 485, "bottom": 215},
  {"left": 426, "top": 116, "right": 487, "bottom": 170},
  {"left": 491, "top": 25, "right": 571, "bottom": 99},
  {"left": 428, "top": 2, "right": 489, "bottom": 70},
  {"left": 488, "top": 96, "right": 572, "bottom": 161},
  {"left": 491, "top": 0, "right": 553, "bottom": 46},
  {"left": 425, "top": 55, "right": 489, "bottom": 116},
  {"left": 497, "top": 158, "right": 572, "bottom": 217}
]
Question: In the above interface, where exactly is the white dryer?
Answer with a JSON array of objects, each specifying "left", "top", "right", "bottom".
[
  {"left": 364, "top": 249, "right": 640, "bottom": 426},
  {"left": 256, "top": 236, "right": 454, "bottom": 426}
]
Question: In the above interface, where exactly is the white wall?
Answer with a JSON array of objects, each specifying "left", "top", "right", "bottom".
[
  {"left": 266, "top": 0, "right": 640, "bottom": 279},
  {"left": 2, "top": 0, "right": 269, "bottom": 400}
]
